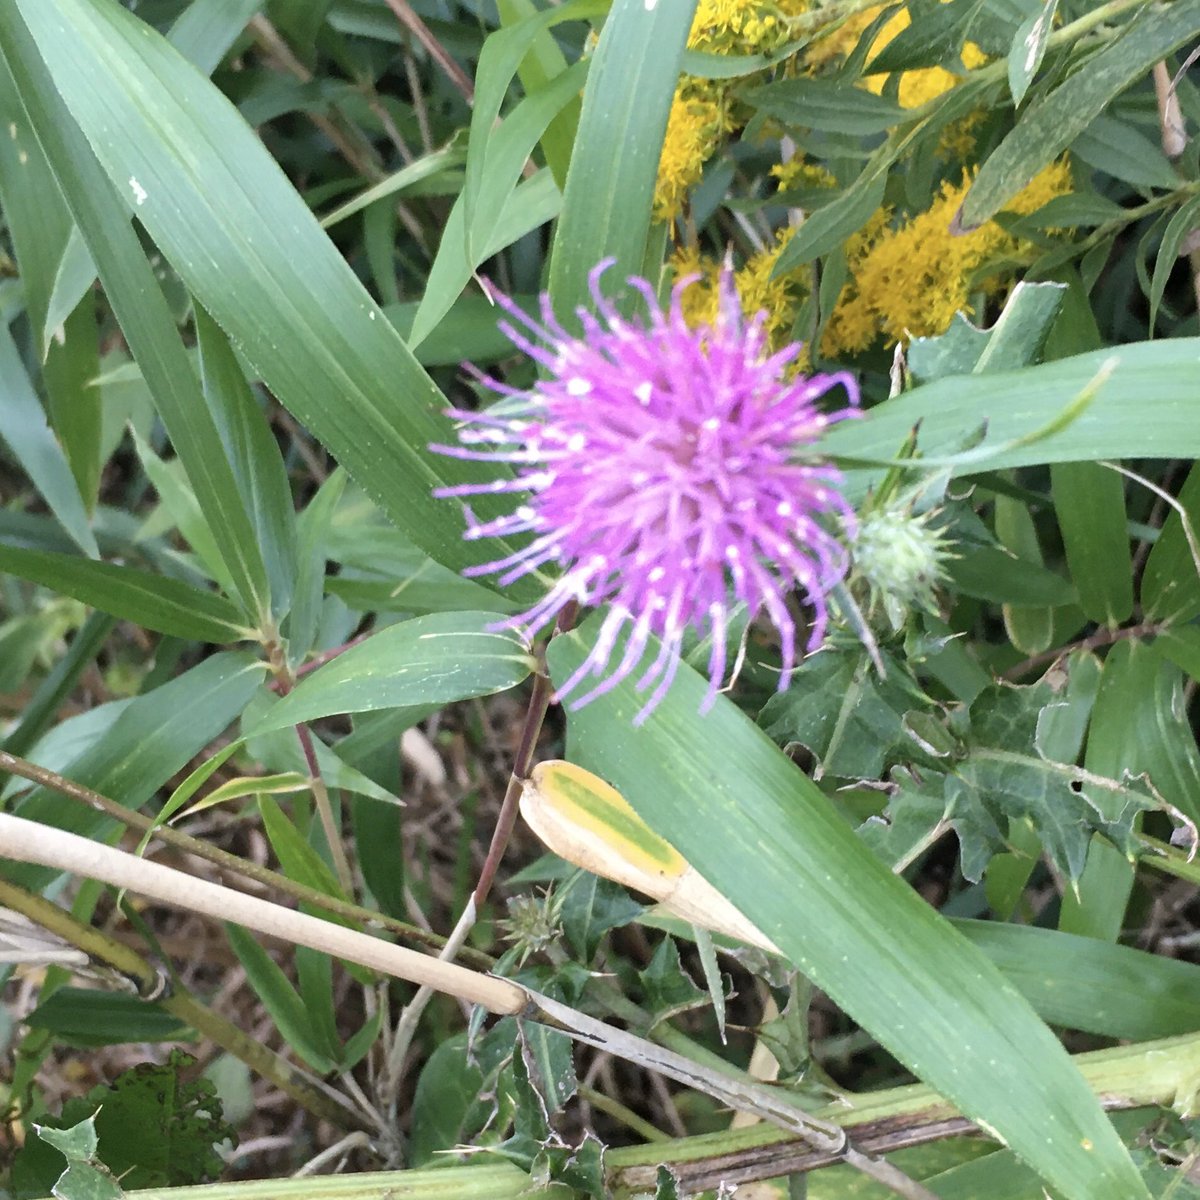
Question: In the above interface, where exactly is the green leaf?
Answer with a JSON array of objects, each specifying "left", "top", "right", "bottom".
[
  {"left": 775, "top": 75, "right": 1000, "bottom": 274},
  {"left": 30, "top": 1052, "right": 233, "bottom": 1192},
  {"left": 822, "top": 340, "right": 1200, "bottom": 495},
  {"left": 0, "top": 0, "right": 530, "bottom": 595},
  {"left": 776, "top": 173, "right": 888, "bottom": 272},
  {"left": 0, "top": 54, "right": 80, "bottom": 362},
  {"left": 517, "top": 1019, "right": 577, "bottom": 1119},
  {"left": 560, "top": 872, "right": 643, "bottom": 962},
  {"left": 959, "top": 1, "right": 1200, "bottom": 227},
  {"left": 907, "top": 281, "right": 1066, "bottom": 384},
  {"left": 0, "top": 322, "right": 97, "bottom": 556},
  {"left": 1051, "top": 461, "right": 1133, "bottom": 625},
  {"left": 875, "top": 671, "right": 1153, "bottom": 883},
  {"left": 24, "top": 989, "right": 191, "bottom": 1047},
  {"left": 1141, "top": 460, "right": 1200, "bottom": 624},
  {"left": 194, "top": 306, "right": 298, "bottom": 621},
  {"left": 1071, "top": 113, "right": 1181, "bottom": 193},
  {"left": 0, "top": 544, "right": 248, "bottom": 642},
  {"left": 994, "top": 491, "right": 1055, "bottom": 655},
  {"left": 167, "top": 0, "right": 263, "bottom": 76},
  {"left": 497, "top": 0, "right": 583, "bottom": 189},
  {"left": 465, "top": 0, "right": 599, "bottom": 256},
  {"left": 318, "top": 137, "right": 467, "bottom": 231},
  {"left": 1, "top": 611, "right": 113, "bottom": 758},
  {"left": 225, "top": 922, "right": 337, "bottom": 1073},
  {"left": 955, "top": 919, "right": 1200, "bottom": 1040},
  {"left": 760, "top": 644, "right": 930, "bottom": 781},
  {"left": 258, "top": 794, "right": 347, "bottom": 904},
  {"left": 949, "top": 542, "right": 1076, "bottom": 608},
  {"left": 546, "top": 0, "right": 695, "bottom": 318},
  {"left": 0, "top": 24, "right": 272, "bottom": 621},
  {"left": 549, "top": 625, "right": 1149, "bottom": 1200},
  {"left": 285, "top": 469, "right": 345, "bottom": 666},
  {"left": 1007, "top": 0, "right": 1056, "bottom": 107},
  {"left": 2, "top": 652, "right": 264, "bottom": 892},
  {"left": 1063, "top": 639, "right": 1200, "bottom": 939},
  {"left": 249, "top": 611, "right": 535, "bottom": 733},
  {"left": 408, "top": 168, "right": 562, "bottom": 349},
  {"left": 409, "top": 1033, "right": 485, "bottom": 1168},
  {"left": 637, "top": 937, "right": 707, "bottom": 1028},
  {"left": 41, "top": 294, "right": 102, "bottom": 518},
  {"left": 34, "top": 1117, "right": 100, "bottom": 1164},
  {"left": 1057, "top": 639, "right": 1143, "bottom": 941},
  {"left": 741, "top": 77, "right": 908, "bottom": 135},
  {"left": 1149, "top": 193, "right": 1200, "bottom": 333}
]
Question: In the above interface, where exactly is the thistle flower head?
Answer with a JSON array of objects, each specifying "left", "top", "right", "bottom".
[{"left": 432, "top": 261, "right": 858, "bottom": 723}]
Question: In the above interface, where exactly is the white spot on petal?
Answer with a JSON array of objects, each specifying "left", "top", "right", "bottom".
[
  {"left": 567, "top": 433, "right": 587, "bottom": 452},
  {"left": 129, "top": 177, "right": 148, "bottom": 206},
  {"left": 648, "top": 566, "right": 665, "bottom": 583},
  {"left": 702, "top": 416, "right": 720, "bottom": 431},
  {"left": 635, "top": 381, "right": 653, "bottom": 405},
  {"left": 777, "top": 501, "right": 793, "bottom": 516},
  {"left": 566, "top": 376, "right": 592, "bottom": 396}
]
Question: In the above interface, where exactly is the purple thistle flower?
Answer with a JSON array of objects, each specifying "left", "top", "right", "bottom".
[{"left": 432, "top": 261, "right": 858, "bottom": 724}]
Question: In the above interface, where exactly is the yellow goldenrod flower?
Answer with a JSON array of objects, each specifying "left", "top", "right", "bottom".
[
  {"left": 821, "top": 159, "right": 1073, "bottom": 353},
  {"left": 690, "top": 0, "right": 810, "bottom": 55},
  {"left": 771, "top": 157, "right": 838, "bottom": 193},
  {"left": 653, "top": 93, "right": 727, "bottom": 222},
  {"left": 670, "top": 225, "right": 813, "bottom": 363},
  {"left": 654, "top": 2, "right": 815, "bottom": 221}
]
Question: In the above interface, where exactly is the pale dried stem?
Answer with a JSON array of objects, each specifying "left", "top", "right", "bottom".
[
  {"left": 0, "top": 813, "right": 937, "bottom": 1199},
  {"left": 1153, "top": 60, "right": 1200, "bottom": 313}
]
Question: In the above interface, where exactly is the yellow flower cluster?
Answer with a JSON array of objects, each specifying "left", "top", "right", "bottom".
[
  {"left": 670, "top": 224, "right": 812, "bottom": 361},
  {"left": 654, "top": 95, "right": 730, "bottom": 223},
  {"left": 688, "top": 0, "right": 809, "bottom": 56},
  {"left": 653, "top": 1, "right": 811, "bottom": 222},
  {"left": 821, "top": 159, "right": 1074, "bottom": 354},
  {"left": 770, "top": 157, "right": 838, "bottom": 193}
]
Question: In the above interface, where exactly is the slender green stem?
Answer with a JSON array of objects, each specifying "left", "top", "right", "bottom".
[
  {"left": 1048, "top": 0, "right": 1157, "bottom": 51},
  {"left": 578, "top": 1084, "right": 672, "bottom": 1144}
]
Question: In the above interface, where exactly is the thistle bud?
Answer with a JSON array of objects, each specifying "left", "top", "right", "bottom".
[{"left": 851, "top": 503, "right": 953, "bottom": 630}]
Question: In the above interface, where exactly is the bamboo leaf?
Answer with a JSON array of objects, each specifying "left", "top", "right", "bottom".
[
  {"left": 0, "top": 323, "right": 97, "bottom": 557},
  {"left": 0, "top": 17, "right": 273, "bottom": 621},
  {"left": 0, "top": 543, "right": 248, "bottom": 642},
  {"left": 546, "top": 0, "right": 696, "bottom": 317},
  {"left": 249, "top": 611, "right": 536, "bottom": 733},
  {"left": 0, "top": 0, "right": 529, "bottom": 597},
  {"left": 547, "top": 625, "right": 1150, "bottom": 1200}
]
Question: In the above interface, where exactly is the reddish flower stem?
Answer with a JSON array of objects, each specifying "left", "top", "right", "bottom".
[
  {"left": 1001, "top": 621, "right": 1161, "bottom": 681},
  {"left": 473, "top": 601, "right": 579, "bottom": 908}
]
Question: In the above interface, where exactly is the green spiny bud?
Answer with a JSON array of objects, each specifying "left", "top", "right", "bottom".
[{"left": 851, "top": 503, "right": 954, "bottom": 630}]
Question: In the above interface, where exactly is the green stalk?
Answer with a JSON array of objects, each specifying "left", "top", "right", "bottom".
[{"left": 98, "top": 1031, "right": 1200, "bottom": 1200}]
